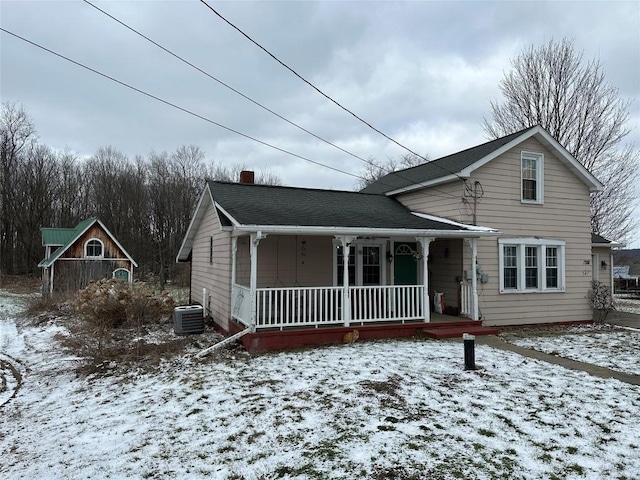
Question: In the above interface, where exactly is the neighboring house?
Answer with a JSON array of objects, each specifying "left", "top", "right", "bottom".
[
  {"left": 614, "top": 265, "right": 640, "bottom": 292},
  {"left": 39, "top": 218, "right": 137, "bottom": 294},
  {"left": 178, "top": 125, "right": 606, "bottom": 351}
]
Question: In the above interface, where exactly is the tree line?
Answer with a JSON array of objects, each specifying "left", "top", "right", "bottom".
[{"left": 0, "top": 102, "right": 279, "bottom": 283}]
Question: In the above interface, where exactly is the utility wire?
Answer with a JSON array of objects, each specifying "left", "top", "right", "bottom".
[
  {"left": 82, "top": 0, "right": 375, "bottom": 170},
  {"left": 1, "top": 26, "right": 459, "bottom": 200},
  {"left": 199, "top": 0, "right": 467, "bottom": 183},
  {"left": 0, "top": 27, "right": 358, "bottom": 180},
  {"left": 80, "top": 0, "right": 460, "bottom": 199}
]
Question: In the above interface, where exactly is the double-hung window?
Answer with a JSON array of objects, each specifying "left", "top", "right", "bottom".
[
  {"left": 334, "top": 241, "right": 385, "bottom": 286},
  {"left": 499, "top": 239, "right": 564, "bottom": 293},
  {"left": 521, "top": 152, "right": 543, "bottom": 204}
]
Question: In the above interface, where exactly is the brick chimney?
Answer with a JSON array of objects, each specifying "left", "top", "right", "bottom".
[{"left": 239, "top": 170, "right": 255, "bottom": 184}]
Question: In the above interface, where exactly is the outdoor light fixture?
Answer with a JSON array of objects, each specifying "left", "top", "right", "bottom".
[
  {"left": 387, "top": 251, "right": 393, "bottom": 263},
  {"left": 601, "top": 260, "right": 608, "bottom": 270}
]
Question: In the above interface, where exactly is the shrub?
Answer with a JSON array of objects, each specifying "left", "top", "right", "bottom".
[
  {"left": 72, "top": 279, "right": 175, "bottom": 352},
  {"left": 587, "top": 280, "right": 614, "bottom": 323}
]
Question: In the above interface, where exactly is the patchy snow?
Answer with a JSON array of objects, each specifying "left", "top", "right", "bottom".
[
  {"left": 510, "top": 326, "right": 640, "bottom": 376},
  {"left": 615, "top": 294, "right": 640, "bottom": 315},
  {"left": 1, "top": 292, "right": 640, "bottom": 479}
]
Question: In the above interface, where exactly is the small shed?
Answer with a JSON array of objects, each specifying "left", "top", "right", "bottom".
[{"left": 38, "top": 218, "right": 137, "bottom": 294}]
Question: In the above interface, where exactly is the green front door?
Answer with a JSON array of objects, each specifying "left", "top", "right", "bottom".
[{"left": 394, "top": 242, "right": 418, "bottom": 285}]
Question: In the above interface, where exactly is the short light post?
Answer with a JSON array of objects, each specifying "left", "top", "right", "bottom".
[{"left": 463, "top": 333, "right": 476, "bottom": 370}]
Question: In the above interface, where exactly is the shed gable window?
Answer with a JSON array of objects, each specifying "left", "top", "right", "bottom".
[
  {"left": 85, "top": 238, "right": 104, "bottom": 258},
  {"left": 521, "top": 152, "right": 543, "bottom": 204},
  {"left": 499, "top": 238, "right": 564, "bottom": 293}
]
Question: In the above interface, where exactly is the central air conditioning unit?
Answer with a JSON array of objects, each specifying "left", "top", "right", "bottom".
[{"left": 173, "top": 305, "right": 204, "bottom": 334}]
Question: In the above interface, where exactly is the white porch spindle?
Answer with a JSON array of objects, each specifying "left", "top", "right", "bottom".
[{"left": 416, "top": 237, "right": 434, "bottom": 323}]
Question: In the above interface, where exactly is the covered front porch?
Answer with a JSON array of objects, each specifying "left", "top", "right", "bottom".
[{"left": 228, "top": 231, "right": 485, "bottom": 332}]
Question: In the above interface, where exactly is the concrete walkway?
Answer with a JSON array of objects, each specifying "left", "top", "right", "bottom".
[
  {"left": 605, "top": 311, "right": 640, "bottom": 329},
  {"left": 477, "top": 335, "right": 640, "bottom": 386}
]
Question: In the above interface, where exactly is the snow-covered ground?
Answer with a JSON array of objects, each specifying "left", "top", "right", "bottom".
[
  {"left": 615, "top": 294, "right": 640, "bottom": 315},
  {"left": 510, "top": 324, "right": 640, "bottom": 376},
  {"left": 2, "top": 291, "right": 640, "bottom": 479}
]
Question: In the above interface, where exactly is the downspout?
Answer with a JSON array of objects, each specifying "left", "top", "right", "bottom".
[{"left": 194, "top": 326, "right": 252, "bottom": 358}]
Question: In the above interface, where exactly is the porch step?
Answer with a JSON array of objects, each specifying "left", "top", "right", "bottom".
[{"left": 422, "top": 325, "right": 499, "bottom": 339}]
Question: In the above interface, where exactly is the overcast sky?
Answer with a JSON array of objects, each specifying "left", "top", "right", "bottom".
[{"left": 2, "top": 0, "right": 639, "bottom": 245}]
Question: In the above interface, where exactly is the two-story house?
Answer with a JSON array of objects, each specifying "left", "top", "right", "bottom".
[{"left": 177, "top": 126, "right": 612, "bottom": 352}]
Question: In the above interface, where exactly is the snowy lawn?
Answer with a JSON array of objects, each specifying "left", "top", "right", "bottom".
[
  {"left": 508, "top": 324, "right": 640, "bottom": 376},
  {"left": 1, "top": 292, "right": 640, "bottom": 479},
  {"left": 615, "top": 294, "right": 640, "bottom": 315}
]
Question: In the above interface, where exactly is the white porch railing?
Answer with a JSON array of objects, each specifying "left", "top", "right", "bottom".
[
  {"left": 256, "top": 286, "right": 343, "bottom": 329},
  {"left": 460, "top": 281, "right": 472, "bottom": 317},
  {"left": 350, "top": 285, "right": 424, "bottom": 323},
  {"left": 233, "top": 284, "right": 427, "bottom": 330}
]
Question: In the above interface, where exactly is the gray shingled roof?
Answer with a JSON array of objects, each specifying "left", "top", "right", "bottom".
[
  {"left": 209, "top": 181, "right": 467, "bottom": 231},
  {"left": 361, "top": 126, "right": 537, "bottom": 194},
  {"left": 592, "top": 233, "right": 613, "bottom": 244}
]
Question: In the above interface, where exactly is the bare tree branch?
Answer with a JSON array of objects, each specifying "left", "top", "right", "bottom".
[{"left": 483, "top": 38, "right": 639, "bottom": 244}]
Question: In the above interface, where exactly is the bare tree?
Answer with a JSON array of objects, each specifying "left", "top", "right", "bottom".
[
  {"left": 0, "top": 102, "right": 37, "bottom": 275},
  {"left": 483, "top": 38, "right": 639, "bottom": 244},
  {"left": 356, "top": 153, "right": 427, "bottom": 190},
  {"left": 206, "top": 160, "right": 282, "bottom": 186}
]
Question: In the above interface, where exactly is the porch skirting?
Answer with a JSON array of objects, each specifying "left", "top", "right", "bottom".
[{"left": 226, "top": 318, "right": 482, "bottom": 353}]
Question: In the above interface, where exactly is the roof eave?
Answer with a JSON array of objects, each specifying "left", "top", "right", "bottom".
[
  {"left": 231, "top": 224, "right": 500, "bottom": 238},
  {"left": 385, "top": 174, "right": 465, "bottom": 197}
]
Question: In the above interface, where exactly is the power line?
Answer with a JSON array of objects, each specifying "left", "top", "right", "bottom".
[
  {"left": 81, "top": 1, "right": 375, "bottom": 171},
  {"left": 80, "top": 1, "right": 460, "bottom": 199},
  {"left": 0, "top": 27, "right": 357, "bottom": 180},
  {"left": 1, "top": 26, "right": 460, "bottom": 201},
  {"left": 198, "top": 0, "right": 467, "bottom": 184}
]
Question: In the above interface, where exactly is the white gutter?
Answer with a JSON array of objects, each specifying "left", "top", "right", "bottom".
[
  {"left": 231, "top": 225, "right": 499, "bottom": 238},
  {"left": 411, "top": 212, "right": 498, "bottom": 232}
]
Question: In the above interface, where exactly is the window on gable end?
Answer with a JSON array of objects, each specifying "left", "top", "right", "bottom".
[
  {"left": 521, "top": 152, "right": 543, "bottom": 204},
  {"left": 85, "top": 238, "right": 104, "bottom": 258},
  {"left": 209, "top": 236, "right": 214, "bottom": 264}
]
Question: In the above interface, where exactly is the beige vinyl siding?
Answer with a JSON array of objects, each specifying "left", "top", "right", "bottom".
[
  {"left": 235, "top": 235, "right": 333, "bottom": 288},
  {"left": 467, "top": 137, "right": 593, "bottom": 325},
  {"left": 398, "top": 180, "right": 470, "bottom": 223},
  {"left": 592, "top": 246, "right": 613, "bottom": 291},
  {"left": 428, "top": 238, "right": 464, "bottom": 311},
  {"left": 190, "top": 199, "right": 231, "bottom": 330},
  {"left": 396, "top": 137, "right": 594, "bottom": 326}
]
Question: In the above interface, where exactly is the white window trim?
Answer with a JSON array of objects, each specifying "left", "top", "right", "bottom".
[
  {"left": 84, "top": 238, "right": 105, "bottom": 259},
  {"left": 498, "top": 238, "right": 565, "bottom": 293},
  {"left": 112, "top": 268, "right": 130, "bottom": 280},
  {"left": 521, "top": 151, "right": 544, "bottom": 204},
  {"left": 332, "top": 239, "right": 387, "bottom": 286}
]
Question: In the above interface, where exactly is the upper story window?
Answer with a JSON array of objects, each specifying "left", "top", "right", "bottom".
[
  {"left": 85, "top": 238, "right": 104, "bottom": 258},
  {"left": 521, "top": 151, "right": 544, "bottom": 204}
]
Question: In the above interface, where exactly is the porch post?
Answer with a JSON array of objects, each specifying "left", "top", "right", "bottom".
[
  {"left": 249, "top": 232, "right": 265, "bottom": 331},
  {"left": 416, "top": 237, "right": 434, "bottom": 323},
  {"left": 231, "top": 236, "right": 238, "bottom": 286},
  {"left": 464, "top": 238, "right": 479, "bottom": 321},
  {"left": 49, "top": 263, "right": 54, "bottom": 295},
  {"left": 337, "top": 235, "right": 356, "bottom": 327}
]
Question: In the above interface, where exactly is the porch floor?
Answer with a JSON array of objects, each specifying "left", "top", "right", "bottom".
[{"left": 228, "top": 314, "right": 496, "bottom": 353}]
